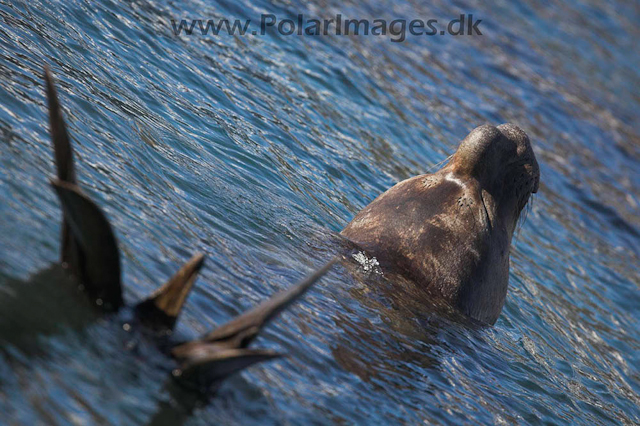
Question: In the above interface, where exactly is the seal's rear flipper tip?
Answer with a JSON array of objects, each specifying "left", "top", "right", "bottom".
[
  {"left": 135, "top": 252, "right": 206, "bottom": 330},
  {"left": 44, "top": 65, "right": 78, "bottom": 267},
  {"left": 50, "top": 178, "right": 123, "bottom": 311},
  {"left": 200, "top": 256, "right": 339, "bottom": 347},
  {"left": 44, "top": 66, "right": 76, "bottom": 185},
  {"left": 167, "top": 257, "right": 336, "bottom": 392},
  {"left": 43, "top": 65, "right": 54, "bottom": 87},
  {"left": 173, "top": 346, "right": 283, "bottom": 393}
]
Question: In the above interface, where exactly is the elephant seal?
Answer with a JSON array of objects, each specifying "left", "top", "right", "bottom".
[{"left": 341, "top": 124, "right": 540, "bottom": 325}]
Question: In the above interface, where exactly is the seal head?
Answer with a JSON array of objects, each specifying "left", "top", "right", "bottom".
[
  {"left": 341, "top": 124, "right": 539, "bottom": 324},
  {"left": 452, "top": 124, "right": 539, "bottom": 234}
]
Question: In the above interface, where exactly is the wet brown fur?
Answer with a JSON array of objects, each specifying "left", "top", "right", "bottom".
[{"left": 342, "top": 124, "right": 539, "bottom": 324}]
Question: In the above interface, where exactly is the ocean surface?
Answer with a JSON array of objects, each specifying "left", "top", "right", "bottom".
[{"left": 0, "top": 0, "right": 638, "bottom": 424}]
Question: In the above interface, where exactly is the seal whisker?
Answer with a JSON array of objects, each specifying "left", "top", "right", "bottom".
[{"left": 426, "top": 153, "right": 454, "bottom": 173}]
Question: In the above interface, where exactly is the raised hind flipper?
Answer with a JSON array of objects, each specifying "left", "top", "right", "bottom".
[
  {"left": 45, "top": 67, "right": 124, "bottom": 311},
  {"left": 44, "top": 66, "right": 76, "bottom": 184},
  {"left": 135, "top": 253, "right": 205, "bottom": 331},
  {"left": 50, "top": 179, "right": 123, "bottom": 310},
  {"left": 174, "top": 347, "right": 281, "bottom": 392},
  {"left": 44, "top": 66, "right": 78, "bottom": 267},
  {"left": 170, "top": 257, "right": 338, "bottom": 391},
  {"left": 198, "top": 256, "right": 338, "bottom": 347}
]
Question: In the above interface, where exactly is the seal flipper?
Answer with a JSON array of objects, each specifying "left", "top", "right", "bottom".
[
  {"left": 198, "top": 256, "right": 338, "bottom": 347},
  {"left": 170, "top": 257, "right": 337, "bottom": 391},
  {"left": 44, "top": 66, "right": 78, "bottom": 267},
  {"left": 44, "top": 67, "right": 76, "bottom": 184},
  {"left": 50, "top": 179, "right": 123, "bottom": 311},
  {"left": 135, "top": 253, "right": 205, "bottom": 331},
  {"left": 174, "top": 347, "right": 281, "bottom": 392}
]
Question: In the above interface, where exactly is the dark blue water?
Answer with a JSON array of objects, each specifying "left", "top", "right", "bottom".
[{"left": 1, "top": 0, "right": 639, "bottom": 424}]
